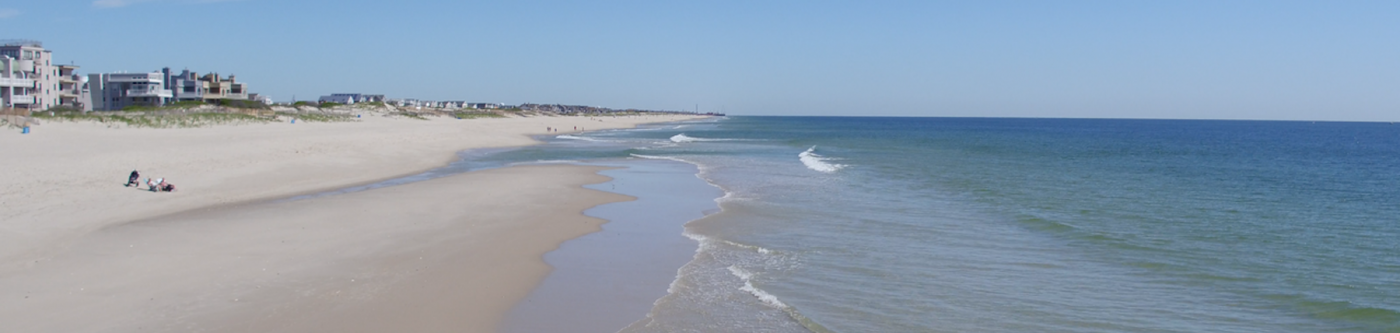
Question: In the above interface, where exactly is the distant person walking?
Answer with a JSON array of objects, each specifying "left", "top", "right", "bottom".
[{"left": 125, "top": 170, "right": 141, "bottom": 187}]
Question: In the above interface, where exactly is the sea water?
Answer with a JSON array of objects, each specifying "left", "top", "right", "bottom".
[{"left": 484, "top": 117, "right": 1399, "bottom": 332}]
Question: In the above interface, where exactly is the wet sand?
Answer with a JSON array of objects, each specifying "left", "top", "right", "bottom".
[{"left": 502, "top": 160, "right": 724, "bottom": 333}]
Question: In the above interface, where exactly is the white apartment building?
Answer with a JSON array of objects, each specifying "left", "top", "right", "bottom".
[
  {"left": 0, "top": 40, "right": 60, "bottom": 111},
  {"left": 57, "top": 64, "right": 87, "bottom": 110},
  {"left": 88, "top": 72, "right": 173, "bottom": 111}
]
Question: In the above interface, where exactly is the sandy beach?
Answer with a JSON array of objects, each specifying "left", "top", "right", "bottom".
[{"left": 0, "top": 114, "right": 701, "bottom": 332}]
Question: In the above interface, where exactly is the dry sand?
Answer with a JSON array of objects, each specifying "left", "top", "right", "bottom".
[{"left": 0, "top": 114, "right": 701, "bottom": 332}]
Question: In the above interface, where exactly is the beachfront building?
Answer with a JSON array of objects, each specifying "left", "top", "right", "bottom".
[
  {"left": 248, "top": 93, "right": 274, "bottom": 105},
  {"left": 359, "top": 94, "right": 385, "bottom": 103},
  {"left": 87, "top": 72, "right": 174, "bottom": 111},
  {"left": 0, "top": 40, "right": 60, "bottom": 111},
  {"left": 318, "top": 94, "right": 354, "bottom": 104},
  {"left": 468, "top": 103, "right": 505, "bottom": 109},
  {"left": 388, "top": 98, "right": 421, "bottom": 107},
  {"left": 57, "top": 64, "right": 87, "bottom": 110},
  {"left": 319, "top": 93, "right": 384, "bottom": 105},
  {"left": 163, "top": 68, "right": 250, "bottom": 104}
]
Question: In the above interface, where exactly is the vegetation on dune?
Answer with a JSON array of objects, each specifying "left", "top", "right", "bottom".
[
  {"left": 453, "top": 111, "right": 505, "bottom": 119},
  {"left": 16, "top": 101, "right": 672, "bottom": 129},
  {"left": 214, "top": 99, "right": 271, "bottom": 110},
  {"left": 119, "top": 104, "right": 173, "bottom": 112},
  {"left": 397, "top": 112, "right": 429, "bottom": 120},
  {"left": 169, "top": 100, "right": 207, "bottom": 108},
  {"left": 33, "top": 110, "right": 271, "bottom": 128},
  {"left": 275, "top": 111, "right": 355, "bottom": 123}
]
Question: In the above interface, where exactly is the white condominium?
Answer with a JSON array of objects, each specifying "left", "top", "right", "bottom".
[
  {"left": 57, "top": 64, "right": 87, "bottom": 111},
  {"left": 0, "top": 40, "right": 60, "bottom": 111},
  {"left": 87, "top": 72, "right": 173, "bottom": 111}
]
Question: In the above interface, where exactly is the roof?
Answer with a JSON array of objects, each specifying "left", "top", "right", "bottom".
[{"left": 0, "top": 39, "right": 43, "bottom": 48}]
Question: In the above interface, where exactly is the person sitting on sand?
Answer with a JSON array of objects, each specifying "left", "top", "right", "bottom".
[
  {"left": 159, "top": 180, "right": 176, "bottom": 192},
  {"left": 125, "top": 170, "right": 141, "bottom": 187},
  {"left": 147, "top": 178, "right": 163, "bottom": 192}
]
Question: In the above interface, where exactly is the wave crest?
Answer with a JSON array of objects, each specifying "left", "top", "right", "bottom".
[
  {"left": 799, "top": 146, "right": 846, "bottom": 173},
  {"left": 728, "top": 266, "right": 790, "bottom": 309},
  {"left": 556, "top": 135, "right": 611, "bottom": 142},
  {"left": 629, "top": 153, "right": 694, "bottom": 164},
  {"left": 670, "top": 133, "right": 740, "bottom": 143}
]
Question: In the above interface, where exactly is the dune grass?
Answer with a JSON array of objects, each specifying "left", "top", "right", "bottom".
[{"left": 34, "top": 110, "right": 272, "bottom": 128}]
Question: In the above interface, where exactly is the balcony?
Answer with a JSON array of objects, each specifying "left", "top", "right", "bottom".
[
  {"left": 6, "top": 95, "right": 34, "bottom": 105},
  {"left": 125, "top": 88, "right": 173, "bottom": 98},
  {"left": 108, "top": 75, "right": 162, "bottom": 83},
  {"left": 0, "top": 77, "right": 33, "bottom": 87},
  {"left": 174, "top": 91, "right": 203, "bottom": 100}
]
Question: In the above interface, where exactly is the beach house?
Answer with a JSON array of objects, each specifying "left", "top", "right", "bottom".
[
  {"left": 163, "top": 69, "right": 250, "bottom": 104},
  {"left": 468, "top": 103, "right": 504, "bottom": 109},
  {"left": 318, "top": 93, "right": 385, "bottom": 105},
  {"left": 318, "top": 94, "right": 357, "bottom": 104},
  {"left": 0, "top": 40, "right": 60, "bottom": 111},
  {"left": 248, "top": 93, "right": 274, "bottom": 105}
]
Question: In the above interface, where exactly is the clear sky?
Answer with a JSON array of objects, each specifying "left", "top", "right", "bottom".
[{"left": 2, "top": 1, "right": 1397, "bottom": 121}]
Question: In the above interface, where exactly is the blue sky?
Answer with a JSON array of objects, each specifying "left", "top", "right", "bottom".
[{"left": 2, "top": 1, "right": 1397, "bottom": 121}]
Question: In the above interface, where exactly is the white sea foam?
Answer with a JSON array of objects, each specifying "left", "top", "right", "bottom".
[
  {"left": 506, "top": 159, "right": 582, "bottom": 166},
  {"left": 670, "top": 134, "right": 702, "bottom": 143},
  {"left": 670, "top": 133, "right": 742, "bottom": 143},
  {"left": 799, "top": 146, "right": 846, "bottom": 173},
  {"left": 728, "top": 266, "right": 789, "bottom": 309},
  {"left": 629, "top": 153, "right": 693, "bottom": 164},
  {"left": 635, "top": 142, "right": 680, "bottom": 150},
  {"left": 556, "top": 135, "right": 611, "bottom": 142}
]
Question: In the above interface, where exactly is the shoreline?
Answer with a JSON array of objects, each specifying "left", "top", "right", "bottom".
[
  {"left": 0, "top": 114, "right": 706, "bottom": 331},
  {"left": 502, "top": 159, "right": 724, "bottom": 333}
]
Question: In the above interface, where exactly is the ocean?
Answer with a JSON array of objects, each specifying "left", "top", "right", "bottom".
[{"left": 479, "top": 116, "right": 1400, "bottom": 332}]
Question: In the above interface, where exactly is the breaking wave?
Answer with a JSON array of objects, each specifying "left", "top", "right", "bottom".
[
  {"left": 556, "top": 135, "right": 612, "bottom": 142},
  {"left": 728, "top": 266, "right": 789, "bottom": 309},
  {"left": 670, "top": 133, "right": 740, "bottom": 143},
  {"left": 799, "top": 146, "right": 846, "bottom": 173},
  {"left": 629, "top": 153, "right": 693, "bottom": 164}
]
